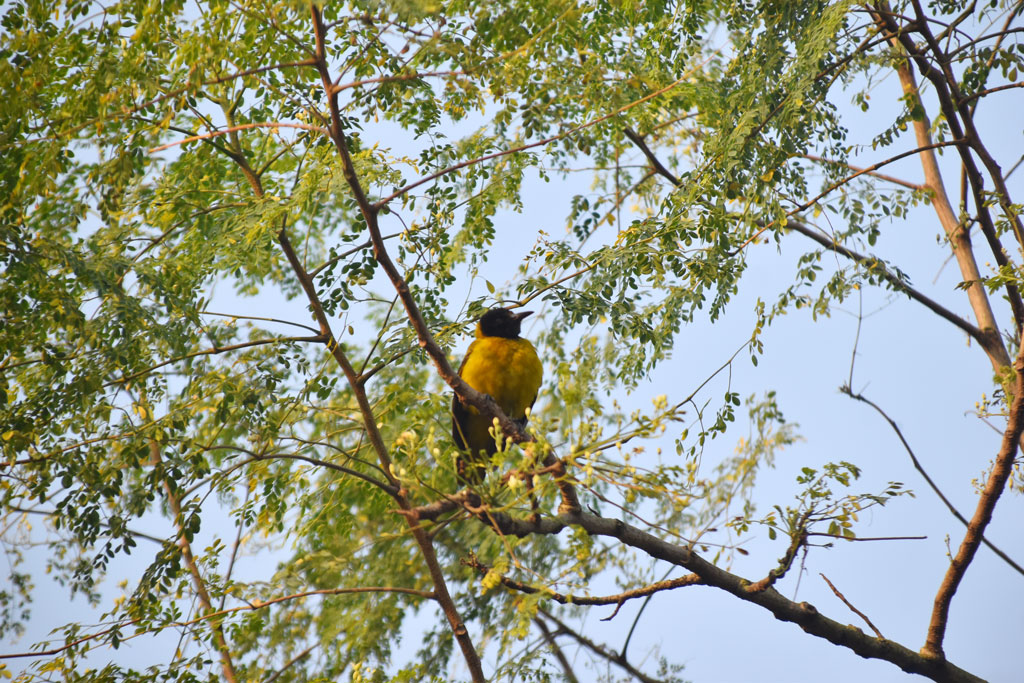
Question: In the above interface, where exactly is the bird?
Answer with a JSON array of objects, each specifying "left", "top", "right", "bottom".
[{"left": 452, "top": 308, "right": 542, "bottom": 482}]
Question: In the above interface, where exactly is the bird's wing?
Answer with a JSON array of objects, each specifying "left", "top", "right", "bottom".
[
  {"left": 452, "top": 392, "right": 471, "bottom": 450},
  {"left": 451, "top": 339, "right": 480, "bottom": 450}
]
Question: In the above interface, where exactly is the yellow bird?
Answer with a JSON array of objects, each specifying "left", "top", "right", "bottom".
[{"left": 452, "top": 308, "right": 542, "bottom": 481}]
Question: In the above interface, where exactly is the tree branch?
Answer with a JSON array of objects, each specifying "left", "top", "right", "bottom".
[
  {"left": 537, "top": 608, "right": 670, "bottom": 683},
  {"left": 104, "top": 335, "right": 326, "bottom": 388},
  {"left": 308, "top": 7, "right": 487, "bottom": 680},
  {"left": 373, "top": 71, "right": 695, "bottom": 210},
  {"left": 880, "top": 9, "right": 1011, "bottom": 371},
  {"left": 148, "top": 122, "right": 328, "bottom": 154},
  {"left": 0, "top": 586, "right": 433, "bottom": 661},
  {"left": 308, "top": 5, "right": 581, "bottom": 515},
  {"left": 872, "top": 3, "right": 1024, "bottom": 329},
  {"left": 820, "top": 573, "right": 885, "bottom": 639},
  {"left": 923, "top": 340, "right": 1024, "bottom": 658},
  {"left": 746, "top": 528, "right": 807, "bottom": 593},
  {"left": 454, "top": 505, "right": 983, "bottom": 682},
  {"left": 623, "top": 128, "right": 1004, "bottom": 362},
  {"left": 902, "top": 0, "right": 1024, "bottom": 257},
  {"left": 154, "top": 442, "right": 238, "bottom": 683},
  {"left": 533, "top": 617, "right": 580, "bottom": 683},
  {"left": 841, "top": 386, "right": 1024, "bottom": 577},
  {"left": 262, "top": 644, "right": 317, "bottom": 683},
  {"left": 798, "top": 153, "right": 926, "bottom": 191},
  {"left": 463, "top": 554, "right": 703, "bottom": 609}
]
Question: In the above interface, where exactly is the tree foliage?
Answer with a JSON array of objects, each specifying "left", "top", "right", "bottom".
[{"left": 1, "top": 0, "right": 1022, "bottom": 681}]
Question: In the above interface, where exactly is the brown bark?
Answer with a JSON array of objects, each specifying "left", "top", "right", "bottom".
[
  {"left": 478, "top": 508, "right": 984, "bottom": 683},
  {"left": 298, "top": 8, "right": 488, "bottom": 679},
  {"left": 886, "top": 17, "right": 1010, "bottom": 371},
  {"left": 923, "top": 344, "right": 1024, "bottom": 658},
  {"left": 155, "top": 443, "right": 238, "bottom": 683}
]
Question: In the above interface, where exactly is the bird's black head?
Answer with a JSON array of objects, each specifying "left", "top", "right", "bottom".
[{"left": 478, "top": 308, "right": 533, "bottom": 339}]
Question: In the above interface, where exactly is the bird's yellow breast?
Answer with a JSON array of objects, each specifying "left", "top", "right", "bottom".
[{"left": 459, "top": 336, "right": 542, "bottom": 419}]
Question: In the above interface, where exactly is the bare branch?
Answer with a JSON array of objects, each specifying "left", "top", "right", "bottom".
[
  {"left": 533, "top": 618, "right": 580, "bottom": 683},
  {"left": 623, "top": 127, "right": 680, "bottom": 186},
  {"left": 841, "top": 386, "right": 1024, "bottom": 577},
  {"left": 538, "top": 608, "right": 670, "bottom": 683},
  {"left": 463, "top": 554, "right": 702, "bottom": 609},
  {"left": 798, "top": 153, "right": 926, "bottom": 191},
  {"left": 820, "top": 573, "right": 885, "bottom": 639},
  {"left": 200, "top": 310, "right": 322, "bottom": 335},
  {"left": 881, "top": 21, "right": 1011, "bottom": 370},
  {"left": 923, "top": 343, "right": 1024, "bottom": 658},
  {"left": 148, "top": 122, "right": 328, "bottom": 154},
  {"left": 872, "top": 4, "right": 1024, "bottom": 329},
  {"left": 467, "top": 506, "right": 983, "bottom": 683}
]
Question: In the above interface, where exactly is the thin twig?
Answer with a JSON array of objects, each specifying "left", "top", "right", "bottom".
[
  {"left": 799, "top": 153, "right": 926, "bottom": 191},
  {"left": 262, "top": 644, "right": 317, "bottom": 683},
  {"left": 820, "top": 573, "right": 885, "bottom": 639},
  {"left": 840, "top": 386, "right": 1024, "bottom": 577},
  {"left": 0, "top": 585, "right": 434, "bottom": 661},
  {"left": 104, "top": 335, "right": 326, "bottom": 388},
  {"left": 373, "top": 67, "right": 703, "bottom": 210},
  {"left": 807, "top": 533, "right": 927, "bottom": 542},
  {"left": 149, "top": 122, "right": 328, "bottom": 153},
  {"left": 534, "top": 618, "right": 580, "bottom": 683},
  {"left": 538, "top": 608, "right": 669, "bottom": 683}
]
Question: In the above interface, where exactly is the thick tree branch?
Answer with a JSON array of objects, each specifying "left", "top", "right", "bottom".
[
  {"left": 308, "top": 6, "right": 580, "bottom": 515},
  {"left": 923, "top": 341, "right": 1024, "bottom": 658},
  {"left": 198, "top": 31, "right": 483, "bottom": 679},
  {"left": 308, "top": 8, "right": 487, "bottom": 680},
  {"left": 441, "top": 505, "right": 983, "bottom": 682},
  {"left": 903, "top": 0, "right": 1024, "bottom": 256},
  {"left": 872, "top": 4, "right": 1024, "bottom": 329},
  {"left": 881, "top": 10, "right": 1011, "bottom": 371}
]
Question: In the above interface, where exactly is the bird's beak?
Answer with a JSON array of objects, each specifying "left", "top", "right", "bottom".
[{"left": 514, "top": 310, "right": 533, "bottom": 321}]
